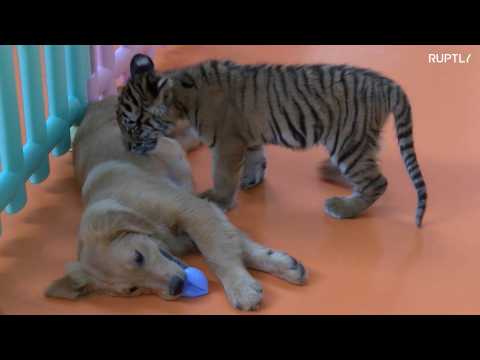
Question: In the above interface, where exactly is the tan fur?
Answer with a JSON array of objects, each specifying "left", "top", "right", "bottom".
[
  {"left": 46, "top": 96, "right": 307, "bottom": 311},
  {"left": 122, "top": 58, "right": 426, "bottom": 226}
]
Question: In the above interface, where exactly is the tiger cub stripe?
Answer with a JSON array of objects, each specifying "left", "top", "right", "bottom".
[{"left": 116, "top": 56, "right": 428, "bottom": 227}]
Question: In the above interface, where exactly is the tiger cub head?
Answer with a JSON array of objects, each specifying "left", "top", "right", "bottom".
[{"left": 116, "top": 54, "right": 190, "bottom": 155}]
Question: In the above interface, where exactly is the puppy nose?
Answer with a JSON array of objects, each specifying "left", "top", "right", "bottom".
[{"left": 168, "top": 275, "right": 184, "bottom": 296}]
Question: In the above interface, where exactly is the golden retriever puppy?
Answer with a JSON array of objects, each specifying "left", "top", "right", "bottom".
[{"left": 46, "top": 96, "right": 307, "bottom": 311}]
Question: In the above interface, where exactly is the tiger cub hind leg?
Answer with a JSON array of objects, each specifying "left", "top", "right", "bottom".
[
  {"left": 324, "top": 155, "right": 388, "bottom": 219},
  {"left": 319, "top": 159, "right": 351, "bottom": 188},
  {"left": 240, "top": 146, "right": 267, "bottom": 190}
]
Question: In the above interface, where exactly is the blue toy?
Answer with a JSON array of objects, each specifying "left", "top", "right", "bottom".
[{"left": 181, "top": 267, "right": 209, "bottom": 298}]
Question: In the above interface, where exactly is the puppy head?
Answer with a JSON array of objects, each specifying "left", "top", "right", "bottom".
[{"left": 46, "top": 232, "right": 187, "bottom": 301}]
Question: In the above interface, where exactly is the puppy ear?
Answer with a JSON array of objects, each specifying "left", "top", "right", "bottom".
[
  {"left": 130, "top": 54, "right": 155, "bottom": 78},
  {"left": 45, "top": 262, "right": 92, "bottom": 300}
]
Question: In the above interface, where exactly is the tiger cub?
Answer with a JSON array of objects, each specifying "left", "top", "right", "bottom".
[{"left": 116, "top": 54, "right": 428, "bottom": 227}]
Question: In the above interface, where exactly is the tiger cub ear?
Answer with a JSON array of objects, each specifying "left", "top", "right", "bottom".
[
  {"left": 130, "top": 53, "right": 155, "bottom": 78},
  {"left": 178, "top": 75, "right": 196, "bottom": 89},
  {"left": 116, "top": 85, "right": 125, "bottom": 95},
  {"left": 156, "top": 78, "right": 176, "bottom": 105}
]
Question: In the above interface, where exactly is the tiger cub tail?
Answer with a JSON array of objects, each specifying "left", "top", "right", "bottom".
[{"left": 390, "top": 85, "right": 428, "bottom": 227}]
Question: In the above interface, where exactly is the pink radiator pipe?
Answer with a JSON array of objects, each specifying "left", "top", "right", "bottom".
[{"left": 87, "top": 45, "right": 164, "bottom": 102}]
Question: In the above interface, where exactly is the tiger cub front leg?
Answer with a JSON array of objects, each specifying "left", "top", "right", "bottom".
[
  {"left": 198, "top": 140, "right": 247, "bottom": 211},
  {"left": 241, "top": 145, "right": 267, "bottom": 190}
]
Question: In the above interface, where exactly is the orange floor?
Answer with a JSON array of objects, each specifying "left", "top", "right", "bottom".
[{"left": 1, "top": 45, "right": 479, "bottom": 314}]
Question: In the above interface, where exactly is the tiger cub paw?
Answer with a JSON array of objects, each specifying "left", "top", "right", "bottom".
[
  {"left": 198, "top": 189, "right": 236, "bottom": 212},
  {"left": 324, "top": 196, "right": 370, "bottom": 219},
  {"left": 241, "top": 158, "right": 267, "bottom": 190}
]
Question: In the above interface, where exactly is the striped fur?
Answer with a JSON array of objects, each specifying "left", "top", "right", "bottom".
[{"left": 116, "top": 56, "right": 427, "bottom": 227}]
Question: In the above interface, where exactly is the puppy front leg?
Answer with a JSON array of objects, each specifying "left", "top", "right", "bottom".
[
  {"left": 240, "top": 236, "right": 308, "bottom": 285},
  {"left": 174, "top": 196, "right": 263, "bottom": 311}
]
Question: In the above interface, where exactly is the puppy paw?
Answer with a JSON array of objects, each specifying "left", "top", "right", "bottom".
[
  {"left": 223, "top": 273, "right": 263, "bottom": 311},
  {"left": 264, "top": 250, "right": 308, "bottom": 285}
]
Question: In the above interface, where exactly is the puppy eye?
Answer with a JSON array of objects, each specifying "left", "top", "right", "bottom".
[
  {"left": 134, "top": 250, "right": 145, "bottom": 266},
  {"left": 128, "top": 286, "right": 139, "bottom": 294}
]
